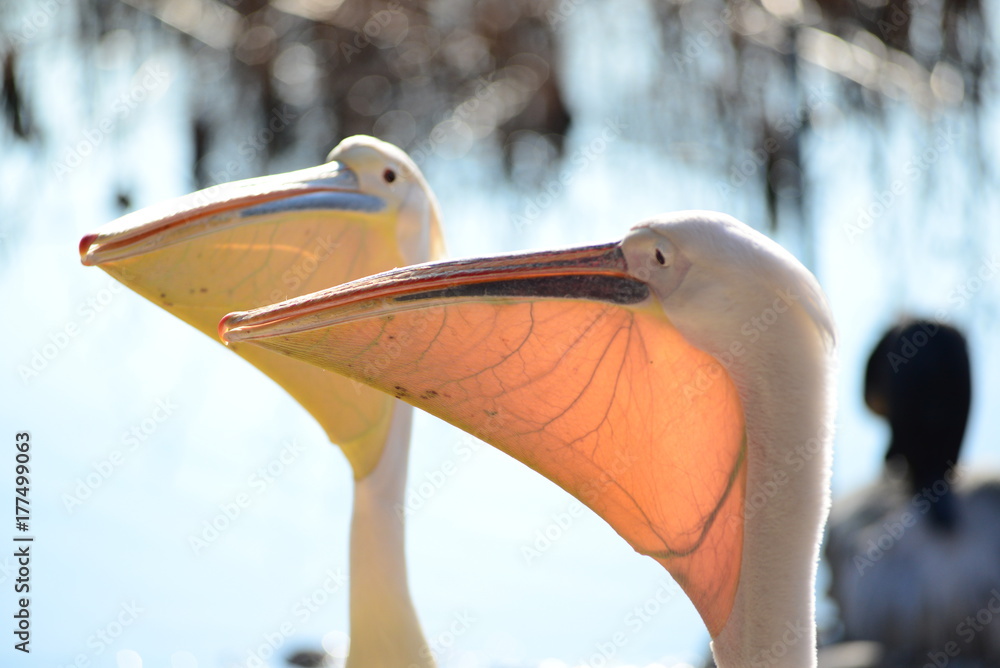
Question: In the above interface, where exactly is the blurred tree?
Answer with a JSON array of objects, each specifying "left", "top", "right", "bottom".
[
  {"left": 0, "top": 0, "right": 991, "bottom": 248},
  {"left": 654, "top": 0, "right": 989, "bottom": 246}
]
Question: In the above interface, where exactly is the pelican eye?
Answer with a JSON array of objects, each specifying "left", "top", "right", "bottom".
[
  {"left": 655, "top": 249, "right": 666, "bottom": 265},
  {"left": 383, "top": 168, "right": 397, "bottom": 183}
]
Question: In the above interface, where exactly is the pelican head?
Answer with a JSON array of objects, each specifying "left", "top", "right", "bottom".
[
  {"left": 621, "top": 215, "right": 834, "bottom": 361},
  {"left": 220, "top": 211, "right": 836, "bottom": 668},
  {"left": 79, "top": 135, "right": 445, "bottom": 476}
]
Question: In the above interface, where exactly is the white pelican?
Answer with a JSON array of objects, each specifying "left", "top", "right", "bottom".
[
  {"left": 825, "top": 319, "right": 1000, "bottom": 665},
  {"left": 79, "top": 136, "right": 444, "bottom": 668},
  {"left": 220, "top": 211, "right": 838, "bottom": 667}
]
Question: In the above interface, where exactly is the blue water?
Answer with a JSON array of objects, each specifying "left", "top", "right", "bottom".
[{"left": 3, "top": 2, "right": 1000, "bottom": 667}]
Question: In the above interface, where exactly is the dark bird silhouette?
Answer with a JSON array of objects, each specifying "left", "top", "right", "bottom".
[{"left": 825, "top": 319, "right": 1000, "bottom": 667}]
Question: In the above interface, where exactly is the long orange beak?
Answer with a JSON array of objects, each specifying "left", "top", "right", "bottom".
[{"left": 220, "top": 241, "right": 749, "bottom": 637}]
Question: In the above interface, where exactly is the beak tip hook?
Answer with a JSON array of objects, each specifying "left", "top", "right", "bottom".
[
  {"left": 79, "top": 233, "right": 98, "bottom": 265},
  {"left": 218, "top": 312, "right": 243, "bottom": 345}
]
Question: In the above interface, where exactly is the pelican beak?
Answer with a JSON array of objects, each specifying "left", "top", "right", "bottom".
[
  {"left": 76, "top": 160, "right": 403, "bottom": 480},
  {"left": 220, "top": 241, "right": 645, "bottom": 340},
  {"left": 220, "top": 240, "right": 749, "bottom": 638},
  {"left": 79, "top": 162, "right": 384, "bottom": 266}
]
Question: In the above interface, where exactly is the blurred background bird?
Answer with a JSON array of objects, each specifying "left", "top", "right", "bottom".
[{"left": 825, "top": 319, "right": 1000, "bottom": 667}]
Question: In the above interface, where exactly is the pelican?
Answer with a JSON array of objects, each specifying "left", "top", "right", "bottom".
[
  {"left": 79, "top": 136, "right": 444, "bottom": 668},
  {"left": 825, "top": 319, "right": 1000, "bottom": 665},
  {"left": 220, "top": 211, "right": 837, "bottom": 667}
]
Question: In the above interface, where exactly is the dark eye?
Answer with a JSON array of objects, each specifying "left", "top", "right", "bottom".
[
  {"left": 383, "top": 168, "right": 396, "bottom": 183},
  {"left": 655, "top": 249, "right": 666, "bottom": 265}
]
